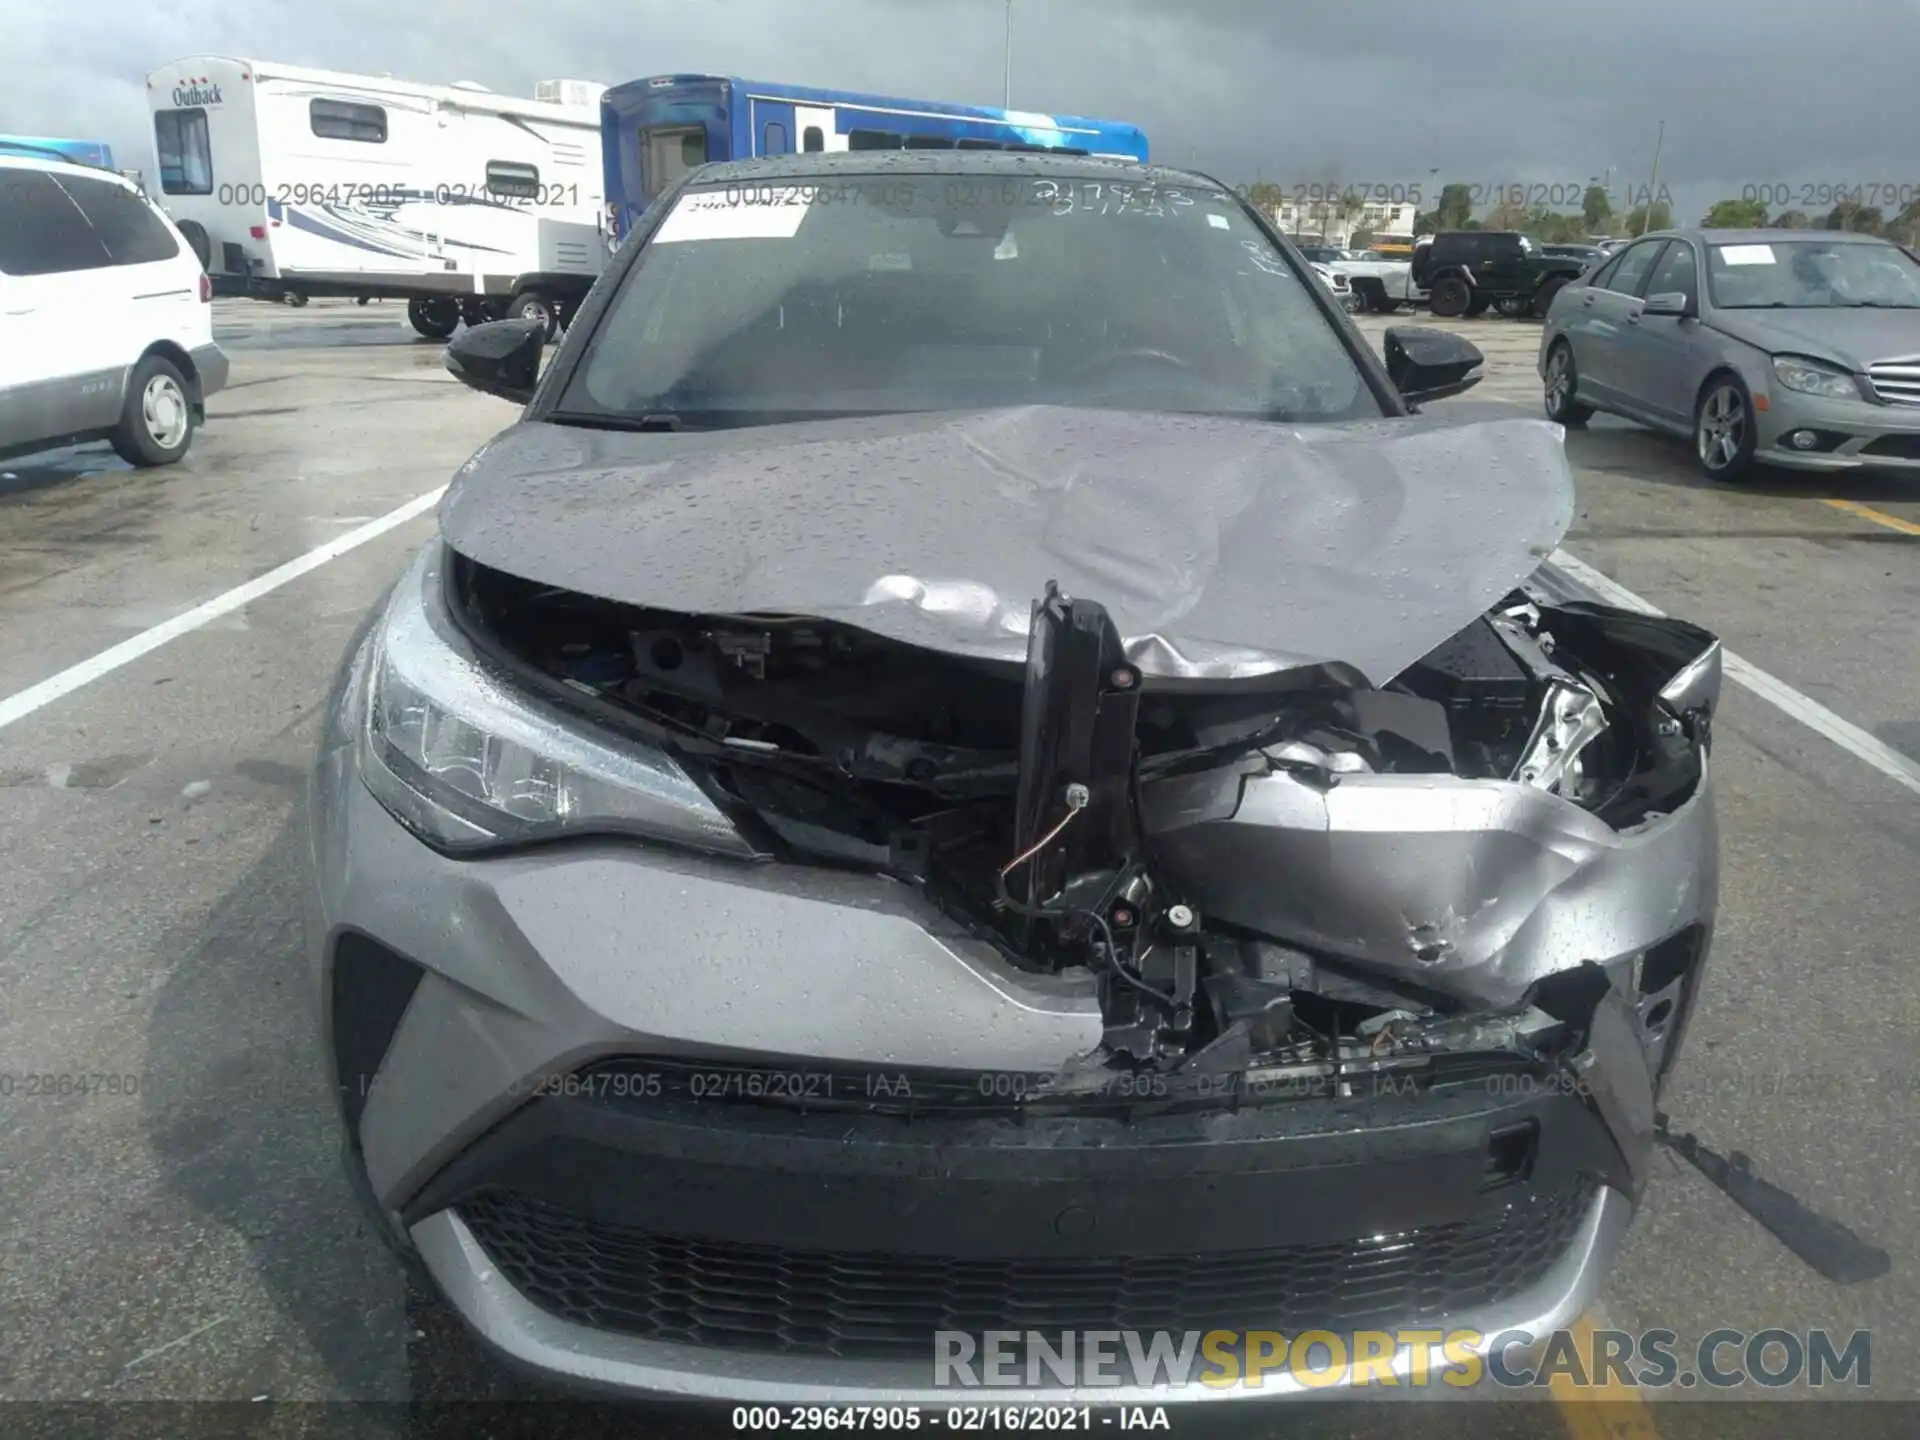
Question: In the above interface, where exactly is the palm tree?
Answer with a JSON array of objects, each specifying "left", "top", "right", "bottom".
[{"left": 1334, "top": 189, "right": 1366, "bottom": 246}]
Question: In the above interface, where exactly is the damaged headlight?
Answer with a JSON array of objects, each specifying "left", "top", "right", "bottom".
[{"left": 356, "top": 547, "right": 753, "bottom": 856}]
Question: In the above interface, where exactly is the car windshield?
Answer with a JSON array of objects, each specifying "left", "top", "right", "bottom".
[
  {"left": 564, "top": 172, "right": 1379, "bottom": 426},
  {"left": 1706, "top": 240, "right": 1920, "bottom": 309}
]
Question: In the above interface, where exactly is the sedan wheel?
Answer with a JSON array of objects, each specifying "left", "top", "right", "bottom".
[
  {"left": 1543, "top": 342, "right": 1594, "bottom": 426},
  {"left": 1695, "top": 377, "right": 1757, "bottom": 480}
]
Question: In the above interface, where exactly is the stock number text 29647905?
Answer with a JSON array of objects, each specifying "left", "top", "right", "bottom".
[
  {"left": 1740, "top": 181, "right": 1920, "bottom": 209},
  {"left": 211, "top": 181, "right": 581, "bottom": 208}
]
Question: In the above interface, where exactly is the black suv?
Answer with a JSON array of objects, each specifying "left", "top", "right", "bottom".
[{"left": 1412, "top": 231, "right": 1588, "bottom": 319}]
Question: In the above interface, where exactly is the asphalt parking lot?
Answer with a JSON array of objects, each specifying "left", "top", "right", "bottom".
[{"left": 0, "top": 298, "right": 1915, "bottom": 1438}]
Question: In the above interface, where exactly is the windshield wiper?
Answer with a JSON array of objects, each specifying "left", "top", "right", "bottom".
[
  {"left": 547, "top": 406, "right": 908, "bottom": 432},
  {"left": 547, "top": 409, "right": 689, "bottom": 432},
  {"left": 1833, "top": 300, "right": 1920, "bottom": 308}
]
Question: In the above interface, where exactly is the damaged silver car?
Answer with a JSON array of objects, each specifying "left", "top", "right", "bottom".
[{"left": 305, "top": 151, "right": 1723, "bottom": 1404}]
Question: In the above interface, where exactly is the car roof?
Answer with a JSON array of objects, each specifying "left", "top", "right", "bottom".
[
  {"left": 0, "top": 151, "right": 138, "bottom": 188},
  {"left": 684, "top": 149, "right": 1223, "bottom": 191},
  {"left": 1635, "top": 227, "right": 1900, "bottom": 248}
]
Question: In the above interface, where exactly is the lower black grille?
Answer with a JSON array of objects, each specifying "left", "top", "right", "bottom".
[
  {"left": 459, "top": 1183, "right": 1593, "bottom": 1359},
  {"left": 1860, "top": 433, "right": 1920, "bottom": 460}
]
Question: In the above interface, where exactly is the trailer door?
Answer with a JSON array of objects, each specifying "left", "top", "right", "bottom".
[
  {"left": 748, "top": 98, "right": 795, "bottom": 159},
  {"left": 790, "top": 105, "right": 849, "bottom": 154}
]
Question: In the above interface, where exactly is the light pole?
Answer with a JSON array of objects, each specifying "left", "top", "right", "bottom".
[
  {"left": 1003, "top": 0, "right": 1013, "bottom": 108},
  {"left": 1641, "top": 123, "right": 1665, "bottom": 234}
]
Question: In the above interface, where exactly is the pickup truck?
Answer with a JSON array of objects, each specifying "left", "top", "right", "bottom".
[
  {"left": 1307, "top": 261, "right": 1364, "bottom": 313},
  {"left": 1319, "top": 254, "right": 1426, "bottom": 314}
]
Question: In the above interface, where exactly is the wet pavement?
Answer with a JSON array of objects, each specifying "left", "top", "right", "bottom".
[{"left": 0, "top": 298, "right": 1915, "bottom": 1436}]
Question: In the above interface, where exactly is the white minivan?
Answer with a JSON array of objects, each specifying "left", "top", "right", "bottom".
[{"left": 0, "top": 153, "right": 228, "bottom": 467}]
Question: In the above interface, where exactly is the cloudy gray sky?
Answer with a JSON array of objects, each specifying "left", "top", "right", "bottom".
[{"left": 8, "top": 0, "right": 1919, "bottom": 225}]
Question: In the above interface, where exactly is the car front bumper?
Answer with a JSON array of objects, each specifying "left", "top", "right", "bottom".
[
  {"left": 412, "top": 1189, "right": 1630, "bottom": 1403},
  {"left": 1756, "top": 386, "right": 1920, "bottom": 470},
  {"left": 190, "top": 342, "right": 230, "bottom": 402},
  {"left": 303, "top": 560, "right": 1709, "bottom": 1404}
]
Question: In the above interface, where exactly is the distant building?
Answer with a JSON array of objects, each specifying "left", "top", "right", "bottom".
[{"left": 1264, "top": 198, "right": 1419, "bottom": 248}]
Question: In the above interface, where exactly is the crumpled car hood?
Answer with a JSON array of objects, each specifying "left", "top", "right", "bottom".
[
  {"left": 439, "top": 404, "right": 1575, "bottom": 684},
  {"left": 1713, "top": 307, "right": 1920, "bottom": 370}
]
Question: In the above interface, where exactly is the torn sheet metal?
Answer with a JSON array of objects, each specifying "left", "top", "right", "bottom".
[
  {"left": 437, "top": 405, "right": 1576, "bottom": 684},
  {"left": 1141, "top": 763, "right": 1719, "bottom": 1010}
]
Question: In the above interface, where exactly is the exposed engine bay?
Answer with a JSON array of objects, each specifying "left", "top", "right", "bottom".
[{"left": 449, "top": 549, "right": 1720, "bottom": 1105}]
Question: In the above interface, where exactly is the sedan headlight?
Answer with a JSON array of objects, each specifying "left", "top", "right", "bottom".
[
  {"left": 1771, "top": 355, "right": 1861, "bottom": 399},
  {"left": 357, "top": 547, "right": 755, "bottom": 857}
]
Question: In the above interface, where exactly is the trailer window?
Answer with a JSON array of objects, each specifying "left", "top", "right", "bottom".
[
  {"left": 311, "top": 99, "right": 388, "bottom": 144},
  {"left": 802, "top": 127, "right": 824, "bottom": 152},
  {"left": 154, "top": 108, "right": 212, "bottom": 195},
  {"left": 956, "top": 139, "right": 1006, "bottom": 150},
  {"left": 642, "top": 126, "right": 705, "bottom": 195},
  {"left": 485, "top": 160, "right": 541, "bottom": 200},
  {"left": 762, "top": 121, "right": 788, "bottom": 155},
  {"left": 53, "top": 174, "right": 180, "bottom": 265},
  {"left": 903, "top": 136, "right": 954, "bottom": 149},
  {"left": 848, "top": 130, "right": 903, "bottom": 150}
]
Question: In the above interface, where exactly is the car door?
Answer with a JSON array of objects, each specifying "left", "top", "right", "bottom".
[
  {"left": 1615, "top": 238, "right": 1707, "bottom": 426},
  {"left": 1568, "top": 238, "right": 1664, "bottom": 402},
  {"left": 53, "top": 171, "right": 199, "bottom": 370},
  {"left": 0, "top": 168, "right": 118, "bottom": 452},
  {"left": 1476, "top": 234, "right": 1524, "bottom": 291}
]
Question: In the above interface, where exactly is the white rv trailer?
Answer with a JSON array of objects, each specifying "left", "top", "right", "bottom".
[{"left": 145, "top": 57, "right": 606, "bottom": 337}]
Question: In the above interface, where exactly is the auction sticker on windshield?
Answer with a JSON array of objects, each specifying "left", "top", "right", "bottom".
[
  {"left": 1717, "top": 244, "right": 1777, "bottom": 265},
  {"left": 653, "top": 189, "right": 810, "bottom": 243}
]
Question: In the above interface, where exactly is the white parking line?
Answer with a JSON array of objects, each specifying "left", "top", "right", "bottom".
[
  {"left": 0, "top": 487, "right": 446, "bottom": 734},
  {"left": 0, "top": 499, "right": 1915, "bottom": 807},
  {"left": 1550, "top": 548, "right": 1920, "bottom": 798}
]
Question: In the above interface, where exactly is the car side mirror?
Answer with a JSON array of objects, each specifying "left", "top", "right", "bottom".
[
  {"left": 1383, "top": 325, "right": 1484, "bottom": 406},
  {"left": 444, "top": 318, "right": 545, "bottom": 403},
  {"left": 1642, "top": 291, "right": 1694, "bottom": 318}
]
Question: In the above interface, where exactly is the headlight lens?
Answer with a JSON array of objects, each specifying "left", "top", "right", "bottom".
[
  {"left": 1771, "top": 355, "right": 1860, "bottom": 399},
  {"left": 357, "top": 548, "right": 755, "bottom": 856}
]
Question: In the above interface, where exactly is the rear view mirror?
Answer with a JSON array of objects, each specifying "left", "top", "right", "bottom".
[
  {"left": 444, "top": 318, "right": 545, "bottom": 404},
  {"left": 1383, "top": 326, "right": 1484, "bottom": 406},
  {"left": 1642, "top": 291, "right": 1693, "bottom": 318}
]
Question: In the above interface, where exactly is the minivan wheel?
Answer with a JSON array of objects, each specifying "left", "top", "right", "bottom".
[
  {"left": 1428, "top": 276, "right": 1471, "bottom": 318},
  {"left": 1543, "top": 341, "right": 1594, "bottom": 426},
  {"left": 110, "top": 354, "right": 196, "bottom": 467},
  {"left": 1695, "top": 375, "right": 1758, "bottom": 480}
]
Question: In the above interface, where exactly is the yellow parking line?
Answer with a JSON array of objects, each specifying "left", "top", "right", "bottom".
[
  {"left": 1823, "top": 498, "right": 1920, "bottom": 535},
  {"left": 1550, "top": 1313, "right": 1662, "bottom": 1440}
]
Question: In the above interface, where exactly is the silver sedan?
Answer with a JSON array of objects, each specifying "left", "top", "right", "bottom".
[{"left": 1538, "top": 228, "right": 1920, "bottom": 479}]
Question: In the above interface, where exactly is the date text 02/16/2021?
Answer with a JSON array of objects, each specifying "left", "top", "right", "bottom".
[{"left": 731, "top": 1407, "right": 1169, "bottom": 1431}]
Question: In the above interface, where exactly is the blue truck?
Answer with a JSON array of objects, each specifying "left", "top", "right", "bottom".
[{"left": 600, "top": 75, "right": 1150, "bottom": 244}]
